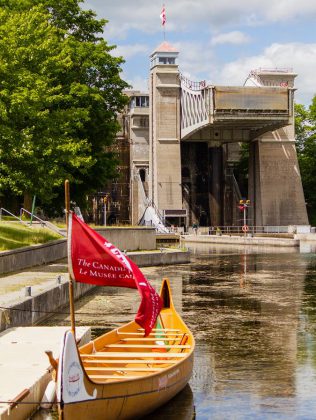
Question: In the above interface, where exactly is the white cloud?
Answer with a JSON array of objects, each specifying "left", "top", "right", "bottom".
[
  {"left": 85, "top": 0, "right": 316, "bottom": 38},
  {"left": 83, "top": 1, "right": 316, "bottom": 104},
  {"left": 124, "top": 75, "right": 149, "bottom": 92},
  {"left": 112, "top": 44, "right": 149, "bottom": 59},
  {"left": 211, "top": 31, "right": 251, "bottom": 46},
  {"left": 213, "top": 43, "right": 316, "bottom": 104},
  {"left": 174, "top": 41, "right": 215, "bottom": 80}
]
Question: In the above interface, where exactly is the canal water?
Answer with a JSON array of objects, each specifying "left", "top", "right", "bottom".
[{"left": 38, "top": 243, "right": 316, "bottom": 419}]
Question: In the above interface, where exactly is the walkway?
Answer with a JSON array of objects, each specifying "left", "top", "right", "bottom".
[{"left": 0, "top": 259, "right": 69, "bottom": 307}]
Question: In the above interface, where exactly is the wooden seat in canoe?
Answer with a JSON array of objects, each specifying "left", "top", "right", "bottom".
[
  {"left": 117, "top": 332, "right": 182, "bottom": 337},
  {"left": 88, "top": 375, "right": 140, "bottom": 381},
  {"left": 82, "top": 359, "right": 180, "bottom": 364},
  {"left": 84, "top": 367, "right": 163, "bottom": 372},
  {"left": 103, "top": 344, "right": 191, "bottom": 349},
  {"left": 80, "top": 351, "right": 187, "bottom": 358},
  {"left": 120, "top": 338, "right": 181, "bottom": 342},
  {"left": 137, "top": 328, "right": 181, "bottom": 332}
]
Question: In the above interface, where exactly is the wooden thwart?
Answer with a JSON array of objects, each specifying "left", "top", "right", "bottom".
[
  {"left": 89, "top": 375, "right": 139, "bottom": 380},
  {"left": 104, "top": 344, "right": 190, "bottom": 349},
  {"left": 137, "top": 328, "right": 180, "bottom": 332},
  {"left": 85, "top": 367, "right": 163, "bottom": 372},
  {"left": 82, "top": 359, "right": 179, "bottom": 364},
  {"left": 80, "top": 352, "right": 187, "bottom": 358},
  {"left": 117, "top": 332, "right": 182, "bottom": 337},
  {"left": 121, "top": 338, "right": 180, "bottom": 342}
]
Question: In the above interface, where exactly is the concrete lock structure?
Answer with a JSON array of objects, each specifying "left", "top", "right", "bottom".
[{"left": 101, "top": 42, "right": 308, "bottom": 230}]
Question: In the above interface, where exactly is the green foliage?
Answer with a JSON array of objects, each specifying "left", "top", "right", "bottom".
[
  {"left": 0, "top": 221, "right": 62, "bottom": 250},
  {"left": 0, "top": 0, "right": 128, "bottom": 209},
  {"left": 234, "top": 142, "right": 249, "bottom": 198},
  {"left": 294, "top": 103, "right": 316, "bottom": 225}
]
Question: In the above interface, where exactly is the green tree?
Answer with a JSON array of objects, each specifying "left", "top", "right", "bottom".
[
  {"left": 294, "top": 102, "right": 316, "bottom": 225},
  {"left": 0, "top": 1, "right": 128, "bottom": 211}
]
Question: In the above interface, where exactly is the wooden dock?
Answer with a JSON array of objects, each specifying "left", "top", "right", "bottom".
[{"left": 0, "top": 326, "right": 90, "bottom": 420}]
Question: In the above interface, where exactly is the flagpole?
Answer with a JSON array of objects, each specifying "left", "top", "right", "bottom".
[
  {"left": 161, "top": 4, "right": 166, "bottom": 40},
  {"left": 65, "top": 179, "right": 76, "bottom": 338}
]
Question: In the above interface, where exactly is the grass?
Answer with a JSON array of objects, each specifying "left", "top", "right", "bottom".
[{"left": 0, "top": 222, "right": 63, "bottom": 251}]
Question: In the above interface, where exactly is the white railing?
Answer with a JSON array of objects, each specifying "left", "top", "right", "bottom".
[
  {"left": 0, "top": 208, "right": 29, "bottom": 226},
  {"left": 0, "top": 207, "right": 65, "bottom": 237},
  {"left": 185, "top": 226, "right": 294, "bottom": 235},
  {"left": 20, "top": 208, "right": 66, "bottom": 236}
]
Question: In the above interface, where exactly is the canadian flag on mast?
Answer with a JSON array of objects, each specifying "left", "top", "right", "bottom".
[
  {"left": 68, "top": 212, "right": 162, "bottom": 336},
  {"left": 160, "top": 5, "right": 166, "bottom": 26}
]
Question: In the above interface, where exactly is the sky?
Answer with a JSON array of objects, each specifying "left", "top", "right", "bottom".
[{"left": 84, "top": 0, "right": 316, "bottom": 106}]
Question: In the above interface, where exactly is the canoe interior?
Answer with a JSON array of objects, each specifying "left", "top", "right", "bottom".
[
  {"left": 57, "top": 278, "right": 195, "bottom": 419},
  {"left": 77, "top": 278, "right": 194, "bottom": 384}
]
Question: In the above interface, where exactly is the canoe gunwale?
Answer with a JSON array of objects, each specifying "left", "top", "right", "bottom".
[
  {"left": 62, "top": 352, "right": 193, "bottom": 404},
  {"left": 82, "top": 349, "right": 193, "bottom": 386},
  {"left": 57, "top": 278, "right": 195, "bottom": 418}
]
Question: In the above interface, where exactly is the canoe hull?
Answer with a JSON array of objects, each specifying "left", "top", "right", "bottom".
[
  {"left": 61, "top": 357, "right": 193, "bottom": 419},
  {"left": 56, "top": 278, "right": 195, "bottom": 419},
  {"left": 58, "top": 330, "right": 193, "bottom": 420}
]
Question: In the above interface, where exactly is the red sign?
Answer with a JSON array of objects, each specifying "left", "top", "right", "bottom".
[{"left": 68, "top": 212, "right": 162, "bottom": 335}]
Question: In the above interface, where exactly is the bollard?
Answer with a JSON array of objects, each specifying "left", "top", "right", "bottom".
[
  {"left": 56, "top": 275, "right": 62, "bottom": 285},
  {"left": 25, "top": 286, "right": 32, "bottom": 297}
]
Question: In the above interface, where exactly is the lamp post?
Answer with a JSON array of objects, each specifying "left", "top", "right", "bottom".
[
  {"left": 103, "top": 196, "right": 108, "bottom": 226},
  {"left": 238, "top": 199, "right": 251, "bottom": 235}
]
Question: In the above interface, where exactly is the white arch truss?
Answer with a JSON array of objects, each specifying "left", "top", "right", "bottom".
[{"left": 180, "top": 79, "right": 210, "bottom": 139}]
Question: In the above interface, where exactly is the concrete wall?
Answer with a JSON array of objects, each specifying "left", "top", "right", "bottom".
[
  {"left": 129, "top": 250, "right": 190, "bottom": 267},
  {"left": 94, "top": 227, "right": 156, "bottom": 251},
  {"left": 182, "top": 234, "right": 299, "bottom": 247},
  {"left": 0, "top": 228, "right": 157, "bottom": 275},
  {"left": 249, "top": 130, "right": 309, "bottom": 226},
  {"left": 0, "top": 249, "right": 190, "bottom": 332},
  {"left": 0, "top": 281, "right": 94, "bottom": 332},
  {"left": 150, "top": 63, "right": 182, "bottom": 211},
  {"left": 0, "top": 239, "right": 67, "bottom": 275}
]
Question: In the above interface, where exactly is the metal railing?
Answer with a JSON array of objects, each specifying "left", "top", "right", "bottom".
[
  {"left": 179, "top": 73, "right": 207, "bottom": 91},
  {"left": 19, "top": 208, "right": 66, "bottom": 236},
  {"left": 0, "top": 208, "right": 29, "bottom": 226},
  {"left": 193, "top": 225, "right": 293, "bottom": 235},
  {"left": 0, "top": 207, "right": 65, "bottom": 237}
]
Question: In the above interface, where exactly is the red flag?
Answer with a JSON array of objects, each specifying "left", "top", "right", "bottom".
[
  {"left": 160, "top": 5, "right": 166, "bottom": 26},
  {"left": 68, "top": 212, "right": 162, "bottom": 335}
]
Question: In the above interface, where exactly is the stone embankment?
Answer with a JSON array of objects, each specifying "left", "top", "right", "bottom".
[
  {"left": 181, "top": 233, "right": 300, "bottom": 247},
  {"left": 181, "top": 233, "right": 316, "bottom": 247},
  {"left": 0, "top": 232, "right": 190, "bottom": 332}
]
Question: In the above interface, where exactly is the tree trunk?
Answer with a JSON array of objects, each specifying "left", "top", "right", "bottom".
[{"left": 23, "top": 193, "right": 32, "bottom": 212}]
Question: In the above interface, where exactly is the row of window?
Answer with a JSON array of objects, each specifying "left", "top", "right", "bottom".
[
  {"left": 130, "top": 96, "right": 149, "bottom": 108},
  {"left": 133, "top": 116, "right": 149, "bottom": 128}
]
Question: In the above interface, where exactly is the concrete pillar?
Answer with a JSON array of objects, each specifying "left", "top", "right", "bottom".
[
  {"left": 249, "top": 126, "right": 309, "bottom": 227},
  {"left": 247, "top": 68, "right": 308, "bottom": 227},
  {"left": 149, "top": 43, "right": 182, "bottom": 214},
  {"left": 208, "top": 143, "right": 223, "bottom": 227}
]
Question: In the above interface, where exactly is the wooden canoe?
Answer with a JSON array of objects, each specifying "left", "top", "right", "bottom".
[{"left": 54, "top": 278, "right": 194, "bottom": 419}]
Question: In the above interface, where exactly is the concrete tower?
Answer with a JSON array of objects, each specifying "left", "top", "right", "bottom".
[
  {"left": 149, "top": 42, "right": 185, "bottom": 224},
  {"left": 246, "top": 69, "right": 309, "bottom": 226}
]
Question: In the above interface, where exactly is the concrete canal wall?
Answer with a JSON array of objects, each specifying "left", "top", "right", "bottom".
[
  {"left": 0, "top": 240, "right": 67, "bottom": 275},
  {"left": 0, "top": 227, "right": 156, "bottom": 275},
  {"left": 0, "top": 249, "right": 190, "bottom": 332},
  {"left": 182, "top": 234, "right": 300, "bottom": 247},
  {"left": 0, "top": 281, "right": 94, "bottom": 332},
  {"left": 94, "top": 227, "right": 156, "bottom": 251}
]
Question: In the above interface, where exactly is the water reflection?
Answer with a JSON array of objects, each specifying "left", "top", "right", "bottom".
[
  {"left": 143, "top": 384, "right": 195, "bottom": 419},
  {"left": 300, "top": 241, "right": 316, "bottom": 254},
  {"left": 38, "top": 245, "right": 316, "bottom": 419}
]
